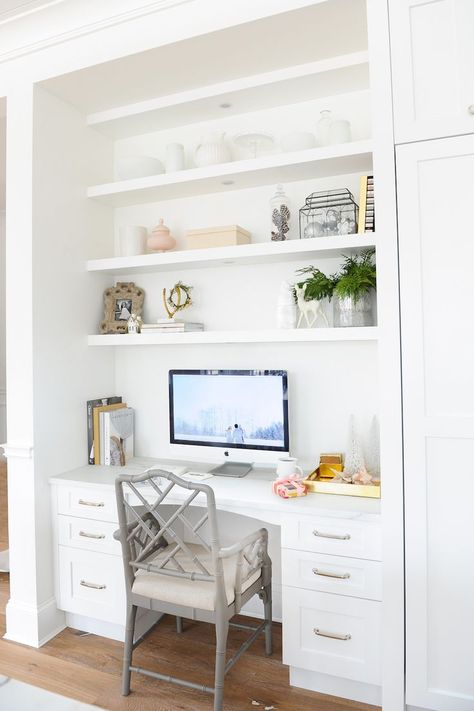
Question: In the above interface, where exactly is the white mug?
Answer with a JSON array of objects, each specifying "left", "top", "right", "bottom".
[{"left": 276, "top": 457, "right": 303, "bottom": 478}]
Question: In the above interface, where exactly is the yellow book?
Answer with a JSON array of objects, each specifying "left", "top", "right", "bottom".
[
  {"left": 93, "top": 402, "right": 127, "bottom": 465},
  {"left": 358, "top": 175, "right": 368, "bottom": 234}
]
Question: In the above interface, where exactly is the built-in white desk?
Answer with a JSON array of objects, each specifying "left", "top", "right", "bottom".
[{"left": 50, "top": 458, "right": 382, "bottom": 706}]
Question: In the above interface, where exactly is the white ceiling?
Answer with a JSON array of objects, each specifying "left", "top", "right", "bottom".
[{"left": 43, "top": 0, "right": 367, "bottom": 115}]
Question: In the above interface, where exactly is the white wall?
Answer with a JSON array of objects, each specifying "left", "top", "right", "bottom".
[
  {"left": 3, "top": 83, "right": 115, "bottom": 646},
  {"left": 116, "top": 341, "right": 378, "bottom": 467},
  {"left": 31, "top": 85, "right": 115, "bottom": 607}
]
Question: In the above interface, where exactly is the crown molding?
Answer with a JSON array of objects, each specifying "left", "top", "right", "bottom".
[
  {"left": 0, "top": 1, "right": 65, "bottom": 26},
  {"left": 0, "top": 0, "right": 193, "bottom": 64}
]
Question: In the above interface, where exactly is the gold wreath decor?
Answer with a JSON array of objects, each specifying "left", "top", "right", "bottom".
[{"left": 162, "top": 281, "right": 193, "bottom": 319}]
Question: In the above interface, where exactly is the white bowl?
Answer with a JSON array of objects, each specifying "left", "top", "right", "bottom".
[
  {"left": 280, "top": 132, "right": 316, "bottom": 152},
  {"left": 115, "top": 155, "right": 164, "bottom": 181}
]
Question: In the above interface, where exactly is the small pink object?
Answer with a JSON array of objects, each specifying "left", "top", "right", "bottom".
[
  {"left": 147, "top": 218, "right": 176, "bottom": 252},
  {"left": 272, "top": 473, "right": 307, "bottom": 498}
]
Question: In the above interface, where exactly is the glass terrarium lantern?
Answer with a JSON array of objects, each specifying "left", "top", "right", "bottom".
[{"left": 299, "top": 189, "right": 359, "bottom": 238}]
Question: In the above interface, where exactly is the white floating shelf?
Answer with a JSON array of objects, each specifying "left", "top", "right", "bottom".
[
  {"left": 87, "top": 140, "right": 373, "bottom": 206},
  {"left": 87, "top": 233, "right": 377, "bottom": 275},
  {"left": 88, "top": 327, "right": 378, "bottom": 346},
  {"left": 87, "top": 52, "right": 369, "bottom": 139}
]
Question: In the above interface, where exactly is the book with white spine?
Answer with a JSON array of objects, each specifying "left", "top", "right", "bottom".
[{"left": 102, "top": 407, "right": 134, "bottom": 466}]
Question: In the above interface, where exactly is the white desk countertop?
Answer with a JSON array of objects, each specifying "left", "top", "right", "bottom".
[{"left": 50, "top": 457, "right": 381, "bottom": 523}]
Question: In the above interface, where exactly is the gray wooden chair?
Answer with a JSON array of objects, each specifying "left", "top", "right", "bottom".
[{"left": 114, "top": 468, "right": 272, "bottom": 711}]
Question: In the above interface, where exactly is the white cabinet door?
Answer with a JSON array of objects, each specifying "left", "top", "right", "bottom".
[
  {"left": 390, "top": 0, "right": 474, "bottom": 143},
  {"left": 397, "top": 135, "right": 474, "bottom": 711}
]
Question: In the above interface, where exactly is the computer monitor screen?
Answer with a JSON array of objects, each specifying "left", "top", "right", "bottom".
[{"left": 169, "top": 369, "right": 289, "bottom": 452}]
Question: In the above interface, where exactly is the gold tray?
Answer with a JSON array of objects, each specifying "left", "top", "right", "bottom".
[{"left": 303, "top": 476, "right": 381, "bottom": 499}]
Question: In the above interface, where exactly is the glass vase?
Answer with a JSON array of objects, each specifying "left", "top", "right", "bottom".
[
  {"left": 270, "top": 184, "right": 291, "bottom": 241},
  {"left": 333, "top": 292, "right": 374, "bottom": 327}
]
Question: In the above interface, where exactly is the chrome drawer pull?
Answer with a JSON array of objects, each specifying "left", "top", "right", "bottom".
[
  {"left": 313, "top": 530, "right": 351, "bottom": 540},
  {"left": 79, "top": 531, "right": 106, "bottom": 540},
  {"left": 468, "top": 104, "right": 474, "bottom": 115},
  {"left": 78, "top": 499, "right": 105, "bottom": 507},
  {"left": 312, "top": 568, "right": 350, "bottom": 579},
  {"left": 314, "top": 628, "right": 351, "bottom": 641},
  {"left": 80, "top": 580, "right": 106, "bottom": 590}
]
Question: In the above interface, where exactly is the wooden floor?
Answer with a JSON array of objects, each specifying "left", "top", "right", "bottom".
[{"left": 0, "top": 463, "right": 379, "bottom": 711}]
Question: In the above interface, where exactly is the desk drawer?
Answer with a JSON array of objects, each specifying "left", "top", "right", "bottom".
[
  {"left": 282, "top": 550, "right": 382, "bottom": 601},
  {"left": 282, "top": 516, "right": 381, "bottom": 561},
  {"left": 58, "top": 516, "right": 121, "bottom": 556},
  {"left": 57, "top": 486, "right": 118, "bottom": 522},
  {"left": 58, "top": 547, "right": 125, "bottom": 624},
  {"left": 282, "top": 587, "right": 381, "bottom": 685}
]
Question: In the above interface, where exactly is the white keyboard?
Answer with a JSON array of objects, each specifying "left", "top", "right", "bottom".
[{"left": 180, "top": 471, "right": 213, "bottom": 482}]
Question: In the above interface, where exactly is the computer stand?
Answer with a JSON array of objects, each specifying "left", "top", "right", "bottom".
[{"left": 210, "top": 461, "right": 253, "bottom": 478}]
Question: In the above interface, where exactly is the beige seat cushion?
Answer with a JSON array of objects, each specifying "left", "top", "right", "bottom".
[{"left": 132, "top": 542, "right": 262, "bottom": 611}]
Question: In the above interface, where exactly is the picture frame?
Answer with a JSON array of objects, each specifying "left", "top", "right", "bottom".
[{"left": 100, "top": 282, "right": 145, "bottom": 334}]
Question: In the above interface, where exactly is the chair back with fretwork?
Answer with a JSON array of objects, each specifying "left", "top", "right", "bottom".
[{"left": 115, "top": 468, "right": 266, "bottom": 615}]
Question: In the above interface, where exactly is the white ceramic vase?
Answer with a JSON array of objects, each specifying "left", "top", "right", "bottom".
[
  {"left": 118, "top": 225, "right": 147, "bottom": 256},
  {"left": 276, "top": 281, "right": 296, "bottom": 328},
  {"left": 194, "top": 131, "right": 231, "bottom": 167},
  {"left": 329, "top": 119, "right": 352, "bottom": 144},
  {"left": 166, "top": 143, "right": 185, "bottom": 172}
]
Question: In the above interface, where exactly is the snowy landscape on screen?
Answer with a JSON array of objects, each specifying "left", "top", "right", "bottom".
[{"left": 172, "top": 373, "right": 285, "bottom": 447}]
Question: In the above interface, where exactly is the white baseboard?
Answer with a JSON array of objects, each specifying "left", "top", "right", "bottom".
[
  {"left": 66, "top": 608, "right": 163, "bottom": 643},
  {"left": 4, "top": 596, "right": 65, "bottom": 647},
  {"left": 290, "top": 667, "right": 382, "bottom": 706}
]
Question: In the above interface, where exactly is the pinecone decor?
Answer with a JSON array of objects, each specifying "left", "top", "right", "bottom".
[{"left": 271, "top": 204, "right": 291, "bottom": 241}]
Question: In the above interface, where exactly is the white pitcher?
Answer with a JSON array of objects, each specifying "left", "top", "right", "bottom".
[{"left": 194, "top": 131, "right": 231, "bottom": 167}]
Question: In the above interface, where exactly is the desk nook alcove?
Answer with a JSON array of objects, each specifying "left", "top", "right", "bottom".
[{"left": 1, "top": 2, "right": 404, "bottom": 710}]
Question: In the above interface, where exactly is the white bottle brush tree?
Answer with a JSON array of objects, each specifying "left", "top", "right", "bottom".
[
  {"left": 365, "top": 415, "right": 380, "bottom": 480},
  {"left": 340, "top": 414, "right": 373, "bottom": 484}
]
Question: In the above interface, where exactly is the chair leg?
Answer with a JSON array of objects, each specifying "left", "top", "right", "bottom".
[
  {"left": 176, "top": 616, "right": 183, "bottom": 634},
  {"left": 263, "top": 585, "right": 273, "bottom": 656},
  {"left": 122, "top": 603, "right": 138, "bottom": 696},
  {"left": 213, "top": 617, "right": 229, "bottom": 711}
]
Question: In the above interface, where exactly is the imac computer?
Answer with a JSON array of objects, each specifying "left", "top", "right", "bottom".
[{"left": 169, "top": 369, "right": 289, "bottom": 477}]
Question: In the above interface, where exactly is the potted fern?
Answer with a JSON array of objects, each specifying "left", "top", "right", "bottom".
[{"left": 295, "top": 248, "right": 376, "bottom": 327}]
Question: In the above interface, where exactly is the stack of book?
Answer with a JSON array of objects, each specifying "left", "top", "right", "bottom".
[
  {"left": 358, "top": 174, "right": 375, "bottom": 233},
  {"left": 141, "top": 321, "right": 204, "bottom": 333},
  {"left": 86, "top": 396, "right": 134, "bottom": 466}
]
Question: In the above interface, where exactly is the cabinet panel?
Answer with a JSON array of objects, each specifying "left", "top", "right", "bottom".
[
  {"left": 282, "top": 550, "right": 382, "bottom": 601},
  {"left": 282, "top": 587, "right": 381, "bottom": 685},
  {"left": 282, "top": 516, "right": 381, "bottom": 561},
  {"left": 58, "top": 515, "right": 121, "bottom": 555},
  {"left": 57, "top": 485, "right": 118, "bottom": 522},
  {"left": 58, "top": 546, "right": 125, "bottom": 624},
  {"left": 390, "top": 0, "right": 474, "bottom": 143},
  {"left": 398, "top": 135, "right": 474, "bottom": 711}
]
